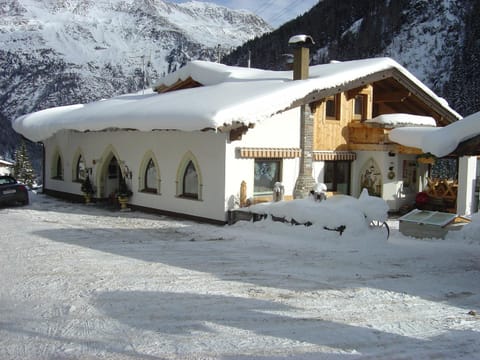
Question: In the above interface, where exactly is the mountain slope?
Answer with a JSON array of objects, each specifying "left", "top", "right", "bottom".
[{"left": 0, "top": 0, "right": 271, "bottom": 161}]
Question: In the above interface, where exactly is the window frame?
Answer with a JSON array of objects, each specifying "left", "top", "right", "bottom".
[
  {"left": 176, "top": 152, "right": 203, "bottom": 201},
  {"left": 325, "top": 94, "right": 341, "bottom": 120},
  {"left": 253, "top": 158, "right": 282, "bottom": 196},
  {"left": 143, "top": 158, "right": 158, "bottom": 194},
  {"left": 353, "top": 94, "right": 367, "bottom": 120}
]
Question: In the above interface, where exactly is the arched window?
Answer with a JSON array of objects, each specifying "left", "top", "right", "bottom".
[
  {"left": 176, "top": 152, "right": 202, "bottom": 200},
  {"left": 75, "top": 154, "right": 86, "bottom": 181},
  {"left": 144, "top": 158, "right": 157, "bottom": 193},
  {"left": 52, "top": 152, "right": 63, "bottom": 180},
  {"left": 138, "top": 152, "right": 160, "bottom": 194},
  {"left": 182, "top": 160, "right": 198, "bottom": 199}
]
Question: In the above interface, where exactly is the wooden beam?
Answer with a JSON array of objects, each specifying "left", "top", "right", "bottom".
[
  {"left": 229, "top": 125, "right": 249, "bottom": 141},
  {"left": 374, "top": 90, "right": 411, "bottom": 103},
  {"left": 347, "top": 143, "right": 423, "bottom": 154}
]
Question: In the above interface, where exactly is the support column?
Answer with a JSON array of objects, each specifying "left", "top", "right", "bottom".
[{"left": 457, "top": 156, "right": 477, "bottom": 215}]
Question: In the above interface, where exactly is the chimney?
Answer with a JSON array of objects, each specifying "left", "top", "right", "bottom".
[
  {"left": 289, "top": 35, "right": 317, "bottom": 199},
  {"left": 288, "top": 35, "right": 315, "bottom": 80}
]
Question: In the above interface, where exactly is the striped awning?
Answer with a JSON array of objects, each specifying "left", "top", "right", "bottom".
[
  {"left": 313, "top": 151, "right": 357, "bottom": 161},
  {"left": 237, "top": 147, "right": 301, "bottom": 159},
  {"left": 237, "top": 148, "right": 356, "bottom": 161}
]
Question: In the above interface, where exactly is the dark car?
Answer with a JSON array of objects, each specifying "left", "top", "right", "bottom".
[{"left": 0, "top": 175, "right": 29, "bottom": 206}]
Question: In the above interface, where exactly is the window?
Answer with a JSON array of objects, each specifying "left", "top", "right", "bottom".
[
  {"left": 182, "top": 160, "right": 199, "bottom": 199},
  {"left": 353, "top": 94, "right": 366, "bottom": 119},
  {"left": 254, "top": 159, "right": 281, "bottom": 195},
  {"left": 139, "top": 152, "right": 161, "bottom": 194},
  {"left": 75, "top": 155, "right": 86, "bottom": 182},
  {"left": 325, "top": 95, "right": 340, "bottom": 120},
  {"left": 108, "top": 157, "right": 119, "bottom": 179},
  {"left": 176, "top": 152, "right": 202, "bottom": 200},
  {"left": 324, "top": 161, "right": 350, "bottom": 194},
  {"left": 52, "top": 153, "right": 63, "bottom": 180},
  {"left": 144, "top": 158, "right": 157, "bottom": 193}
]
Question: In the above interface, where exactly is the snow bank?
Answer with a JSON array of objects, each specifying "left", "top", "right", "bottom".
[{"left": 246, "top": 189, "right": 389, "bottom": 236}]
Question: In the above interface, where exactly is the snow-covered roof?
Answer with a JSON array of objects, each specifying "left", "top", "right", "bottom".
[
  {"left": 0, "top": 159, "right": 14, "bottom": 166},
  {"left": 12, "top": 57, "right": 460, "bottom": 142},
  {"left": 389, "top": 111, "right": 480, "bottom": 157}
]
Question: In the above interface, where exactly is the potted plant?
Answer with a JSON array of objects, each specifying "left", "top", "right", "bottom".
[
  {"left": 80, "top": 175, "right": 95, "bottom": 204},
  {"left": 117, "top": 176, "right": 132, "bottom": 211}
]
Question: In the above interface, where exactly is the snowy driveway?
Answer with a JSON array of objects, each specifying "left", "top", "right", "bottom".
[{"left": 1, "top": 194, "right": 479, "bottom": 359}]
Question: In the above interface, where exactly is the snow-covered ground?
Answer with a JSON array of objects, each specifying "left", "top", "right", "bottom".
[{"left": 1, "top": 192, "right": 479, "bottom": 359}]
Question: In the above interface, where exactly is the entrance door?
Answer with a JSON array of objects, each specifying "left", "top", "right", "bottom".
[{"left": 104, "top": 156, "right": 121, "bottom": 198}]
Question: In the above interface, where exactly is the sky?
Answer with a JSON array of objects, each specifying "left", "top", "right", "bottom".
[{"left": 171, "top": 0, "right": 319, "bottom": 28}]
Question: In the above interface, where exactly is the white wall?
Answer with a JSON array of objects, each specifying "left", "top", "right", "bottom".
[
  {"left": 44, "top": 130, "right": 229, "bottom": 222},
  {"left": 44, "top": 109, "right": 301, "bottom": 222},
  {"left": 224, "top": 108, "right": 301, "bottom": 203},
  {"left": 457, "top": 156, "right": 477, "bottom": 216},
  {"left": 352, "top": 151, "right": 424, "bottom": 212}
]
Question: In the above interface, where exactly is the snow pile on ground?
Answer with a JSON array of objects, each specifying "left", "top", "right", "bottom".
[{"left": 246, "top": 189, "right": 389, "bottom": 236}]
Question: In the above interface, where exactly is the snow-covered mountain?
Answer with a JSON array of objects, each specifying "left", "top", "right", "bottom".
[{"left": 0, "top": 0, "right": 272, "bottom": 160}]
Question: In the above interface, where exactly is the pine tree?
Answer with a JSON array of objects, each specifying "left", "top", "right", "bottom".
[{"left": 13, "top": 141, "right": 36, "bottom": 188}]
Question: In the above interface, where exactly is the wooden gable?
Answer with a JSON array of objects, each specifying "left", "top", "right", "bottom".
[
  {"left": 372, "top": 77, "right": 451, "bottom": 126},
  {"left": 309, "top": 70, "right": 458, "bottom": 154}
]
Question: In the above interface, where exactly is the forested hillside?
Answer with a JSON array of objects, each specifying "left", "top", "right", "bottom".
[{"left": 223, "top": 0, "right": 479, "bottom": 117}]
